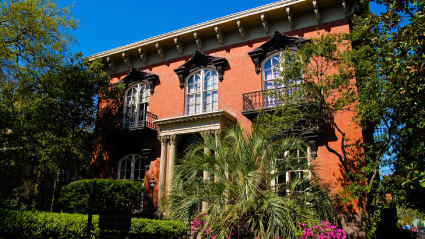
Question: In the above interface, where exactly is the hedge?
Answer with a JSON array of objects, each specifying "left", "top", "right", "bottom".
[
  {"left": 0, "top": 209, "right": 187, "bottom": 239},
  {"left": 59, "top": 179, "right": 144, "bottom": 213}
]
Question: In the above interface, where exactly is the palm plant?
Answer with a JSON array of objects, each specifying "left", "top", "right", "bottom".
[{"left": 167, "top": 124, "right": 333, "bottom": 238}]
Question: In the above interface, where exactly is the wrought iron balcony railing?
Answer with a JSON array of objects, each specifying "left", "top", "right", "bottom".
[
  {"left": 123, "top": 110, "right": 158, "bottom": 130},
  {"left": 242, "top": 86, "right": 300, "bottom": 113}
]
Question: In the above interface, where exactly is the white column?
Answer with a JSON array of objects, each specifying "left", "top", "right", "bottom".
[
  {"left": 214, "top": 130, "right": 221, "bottom": 183},
  {"left": 202, "top": 170, "right": 210, "bottom": 211},
  {"left": 157, "top": 136, "right": 168, "bottom": 213},
  {"left": 201, "top": 131, "right": 212, "bottom": 211},
  {"left": 167, "top": 134, "right": 178, "bottom": 198}
]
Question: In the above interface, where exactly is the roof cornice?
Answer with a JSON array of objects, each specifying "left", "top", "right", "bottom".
[{"left": 87, "top": 0, "right": 305, "bottom": 61}]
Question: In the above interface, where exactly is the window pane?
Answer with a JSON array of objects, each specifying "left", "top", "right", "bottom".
[
  {"left": 188, "top": 95, "right": 194, "bottom": 105},
  {"left": 264, "top": 59, "right": 272, "bottom": 70},
  {"left": 212, "top": 71, "right": 218, "bottom": 88},
  {"left": 132, "top": 88, "right": 137, "bottom": 103},
  {"left": 187, "top": 104, "right": 194, "bottom": 115},
  {"left": 125, "top": 159, "right": 132, "bottom": 179},
  {"left": 126, "top": 93, "right": 131, "bottom": 105},
  {"left": 186, "top": 69, "right": 219, "bottom": 115},
  {"left": 272, "top": 55, "right": 279, "bottom": 65},
  {"left": 119, "top": 158, "right": 131, "bottom": 179},
  {"left": 263, "top": 54, "right": 281, "bottom": 90},
  {"left": 195, "top": 74, "right": 201, "bottom": 92},
  {"left": 139, "top": 85, "right": 150, "bottom": 104},
  {"left": 264, "top": 68, "right": 272, "bottom": 81},
  {"left": 212, "top": 101, "right": 218, "bottom": 111},
  {"left": 265, "top": 81, "right": 274, "bottom": 89},
  {"left": 205, "top": 91, "right": 211, "bottom": 102},
  {"left": 195, "top": 93, "right": 201, "bottom": 113},
  {"left": 134, "top": 156, "right": 144, "bottom": 181},
  {"left": 188, "top": 77, "right": 194, "bottom": 93},
  {"left": 273, "top": 71, "right": 280, "bottom": 80}
]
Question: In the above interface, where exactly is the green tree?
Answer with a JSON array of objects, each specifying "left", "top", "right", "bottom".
[
  {"left": 0, "top": 0, "right": 75, "bottom": 79},
  {"left": 360, "top": 0, "right": 425, "bottom": 213},
  {"left": 168, "top": 124, "right": 334, "bottom": 238},
  {"left": 0, "top": 0, "right": 110, "bottom": 210}
]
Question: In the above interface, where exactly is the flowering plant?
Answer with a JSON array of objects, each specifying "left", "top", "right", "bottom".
[{"left": 299, "top": 221, "right": 346, "bottom": 239}]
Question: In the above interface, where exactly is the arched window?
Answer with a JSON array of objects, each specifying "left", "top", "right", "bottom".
[
  {"left": 185, "top": 69, "right": 218, "bottom": 115},
  {"left": 262, "top": 53, "right": 282, "bottom": 107},
  {"left": 262, "top": 53, "right": 282, "bottom": 90},
  {"left": 118, "top": 154, "right": 146, "bottom": 181},
  {"left": 261, "top": 52, "right": 302, "bottom": 107},
  {"left": 123, "top": 83, "right": 150, "bottom": 129}
]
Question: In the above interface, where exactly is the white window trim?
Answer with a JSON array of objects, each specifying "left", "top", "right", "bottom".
[
  {"left": 122, "top": 83, "right": 150, "bottom": 128},
  {"left": 272, "top": 145, "right": 312, "bottom": 194},
  {"left": 117, "top": 154, "right": 146, "bottom": 181},
  {"left": 184, "top": 68, "right": 219, "bottom": 115},
  {"left": 261, "top": 52, "right": 282, "bottom": 90}
]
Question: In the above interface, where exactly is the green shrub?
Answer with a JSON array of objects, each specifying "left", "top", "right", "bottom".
[
  {"left": 0, "top": 209, "right": 100, "bottom": 239},
  {"left": 0, "top": 209, "right": 187, "bottom": 239},
  {"left": 59, "top": 179, "right": 144, "bottom": 213}
]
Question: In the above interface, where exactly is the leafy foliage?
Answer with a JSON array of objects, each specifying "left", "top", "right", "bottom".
[
  {"left": 0, "top": 0, "right": 110, "bottom": 210},
  {"left": 168, "top": 124, "right": 334, "bottom": 239},
  {"left": 59, "top": 179, "right": 144, "bottom": 213},
  {"left": 0, "top": 208, "right": 187, "bottom": 239},
  {"left": 359, "top": 0, "right": 425, "bottom": 213},
  {"left": 0, "top": 0, "right": 76, "bottom": 79}
]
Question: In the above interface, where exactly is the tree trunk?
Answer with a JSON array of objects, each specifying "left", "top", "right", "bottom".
[
  {"left": 31, "top": 170, "right": 41, "bottom": 210},
  {"left": 50, "top": 169, "right": 60, "bottom": 211}
]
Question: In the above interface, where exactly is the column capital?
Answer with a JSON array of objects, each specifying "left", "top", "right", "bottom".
[
  {"left": 169, "top": 134, "right": 178, "bottom": 145},
  {"left": 158, "top": 135, "right": 169, "bottom": 145}
]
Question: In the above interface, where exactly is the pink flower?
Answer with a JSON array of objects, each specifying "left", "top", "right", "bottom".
[{"left": 299, "top": 221, "right": 346, "bottom": 239}]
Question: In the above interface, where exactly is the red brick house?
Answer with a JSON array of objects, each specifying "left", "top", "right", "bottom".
[{"left": 89, "top": 0, "right": 364, "bottom": 237}]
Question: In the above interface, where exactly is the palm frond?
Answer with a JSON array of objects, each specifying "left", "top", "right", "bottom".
[{"left": 168, "top": 123, "right": 334, "bottom": 238}]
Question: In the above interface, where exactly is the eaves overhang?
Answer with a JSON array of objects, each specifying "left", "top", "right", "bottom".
[{"left": 87, "top": 0, "right": 305, "bottom": 62}]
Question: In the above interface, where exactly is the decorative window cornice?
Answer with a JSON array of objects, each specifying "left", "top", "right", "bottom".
[
  {"left": 121, "top": 67, "right": 159, "bottom": 93},
  {"left": 174, "top": 51, "right": 229, "bottom": 89},
  {"left": 248, "top": 31, "right": 309, "bottom": 74}
]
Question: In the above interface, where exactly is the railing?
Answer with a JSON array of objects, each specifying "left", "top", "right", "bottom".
[
  {"left": 242, "top": 86, "right": 300, "bottom": 112},
  {"left": 373, "top": 127, "right": 387, "bottom": 143},
  {"left": 123, "top": 110, "right": 158, "bottom": 130}
]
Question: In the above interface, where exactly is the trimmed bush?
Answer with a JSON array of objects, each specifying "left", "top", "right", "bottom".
[
  {"left": 0, "top": 209, "right": 99, "bottom": 239},
  {"left": 0, "top": 209, "right": 187, "bottom": 239},
  {"left": 59, "top": 179, "right": 144, "bottom": 213}
]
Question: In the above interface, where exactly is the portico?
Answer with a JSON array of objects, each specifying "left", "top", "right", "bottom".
[{"left": 153, "top": 110, "right": 235, "bottom": 212}]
